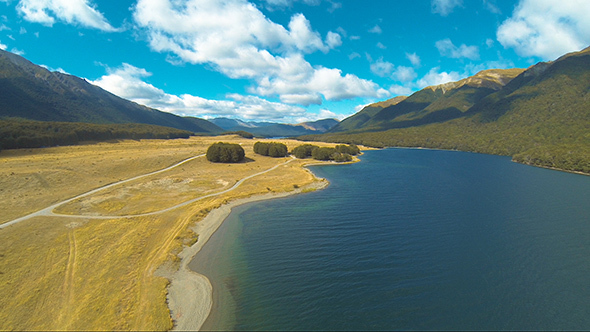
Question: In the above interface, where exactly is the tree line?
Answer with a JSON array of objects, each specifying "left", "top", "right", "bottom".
[
  {"left": 205, "top": 141, "right": 361, "bottom": 164},
  {"left": 0, "top": 118, "right": 193, "bottom": 150}
]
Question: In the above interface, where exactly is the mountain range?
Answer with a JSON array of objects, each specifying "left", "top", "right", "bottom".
[
  {"left": 0, "top": 49, "right": 223, "bottom": 134},
  {"left": 304, "top": 46, "right": 590, "bottom": 174},
  {"left": 210, "top": 118, "right": 339, "bottom": 137}
]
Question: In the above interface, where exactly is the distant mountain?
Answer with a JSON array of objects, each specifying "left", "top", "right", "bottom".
[
  {"left": 211, "top": 117, "right": 339, "bottom": 137},
  {"left": 329, "top": 69, "right": 524, "bottom": 133},
  {"left": 0, "top": 49, "right": 223, "bottom": 134},
  {"left": 303, "top": 46, "right": 590, "bottom": 174}
]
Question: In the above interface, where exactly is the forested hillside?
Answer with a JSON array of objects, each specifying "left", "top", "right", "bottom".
[
  {"left": 0, "top": 118, "right": 193, "bottom": 150},
  {"left": 0, "top": 50, "right": 222, "bottom": 134},
  {"left": 302, "top": 47, "right": 590, "bottom": 174}
]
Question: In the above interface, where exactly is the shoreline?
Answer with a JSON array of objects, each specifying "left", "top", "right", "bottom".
[{"left": 164, "top": 170, "right": 329, "bottom": 331}]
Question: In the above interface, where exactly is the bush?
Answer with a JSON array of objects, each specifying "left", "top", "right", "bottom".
[
  {"left": 254, "top": 142, "right": 288, "bottom": 157},
  {"left": 292, "top": 144, "right": 319, "bottom": 159},
  {"left": 206, "top": 142, "right": 245, "bottom": 163}
]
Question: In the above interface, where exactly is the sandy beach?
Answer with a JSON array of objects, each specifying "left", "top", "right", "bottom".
[{"left": 164, "top": 173, "right": 329, "bottom": 331}]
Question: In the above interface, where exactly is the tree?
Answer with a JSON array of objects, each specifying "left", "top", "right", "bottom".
[
  {"left": 254, "top": 142, "right": 288, "bottom": 157},
  {"left": 335, "top": 144, "right": 360, "bottom": 155},
  {"left": 292, "top": 144, "right": 319, "bottom": 159},
  {"left": 206, "top": 142, "right": 245, "bottom": 163}
]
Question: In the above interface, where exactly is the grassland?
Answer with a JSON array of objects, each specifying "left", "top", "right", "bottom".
[{"left": 0, "top": 135, "right": 342, "bottom": 331}]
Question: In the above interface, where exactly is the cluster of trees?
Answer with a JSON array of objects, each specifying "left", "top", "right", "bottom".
[
  {"left": 253, "top": 142, "right": 288, "bottom": 157},
  {"left": 206, "top": 142, "right": 245, "bottom": 163},
  {"left": 291, "top": 143, "right": 360, "bottom": 162},
  {"left": 0, "top": 118, "right": 192, "bottom": 150}
]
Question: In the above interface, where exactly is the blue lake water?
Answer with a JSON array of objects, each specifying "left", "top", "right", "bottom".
[{"left": 189, "top": 148, "right": 590, "bottom": 330}]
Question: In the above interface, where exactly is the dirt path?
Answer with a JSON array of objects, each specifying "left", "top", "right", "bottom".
[
  {"left": 1, "top": 155, "right": 298, "bottom": 229},
  {"left": 0, "top": 154, "right": 205, "bottom": 229}
]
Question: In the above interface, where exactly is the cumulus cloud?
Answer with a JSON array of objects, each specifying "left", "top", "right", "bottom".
[
  {"left": 389, "top": 84, "right": 413, "bottom": 96},
  {"left": 370, "top": 58, "right": 394, "bottom": 77},
  {"left": 497, "top": 0, "right": 590, "bottom": 60},
  {"left": 406, "top": 52, "right": 421, "bottom": 67},
  {"left": 16, "top": 0, "right": 118, "bottom": 31},
  {"left": 132, "top": 0, "right": 385, "bottom": 108},
  {"left": 392, "top": 66, "right": 417, "bottom": 82},
  {"left": 435, "top": 38, "right": 480, "bottom": 60},
  {"left": 431, "top": 0, "right": 462, "bottom": 16},
  {"left": 0, "top": 41, "right": 6, "bottom": 50},
  {"left": 417, "top": 67, "right": 461, "bottom": 88},
  {"left": 91, "top": 63, "right": 307, "bottom": 122}
]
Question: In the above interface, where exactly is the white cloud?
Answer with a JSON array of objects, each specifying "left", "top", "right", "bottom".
[
  {"left": 435, "top": 38, "right": 480, "bottom": 60},
  {"left": 417, "top": 67, "right": 462, "bottom": 88},
  {"left": 431, "top": 0, "right": 462, "bottom": 16},
  {"left": 0, "top": 41, "right": 6, "bottom": 50},
  {"left": 497, "top": 0, "right": 590, "bottom": 60},
  {"left": 91, "top": 63, "right": 307, "bottom": 122},
  {"left": 406, "top": 52, "right": 421, "bottom": 67},
  {"left": 392, "top": 66, "right": 417, "bottom": 82},
  {"left": 132, "top": 0, "right": 384, "bottom": 106},
  {"left": 376, "top": 42, "right": 386, "bottom": 49},
  {"left": 483, "top": 0, "right": 501, "bottom": 14},
  {"left": 16, "top": 0, "right": 118, "bottom": 31},
  {"left": 368, "top": 24, "right": 382, "bottom": 34},
  {"left": 40, "top": 64, "right": 68, "bottom": 74},
  {"left": 370, "top": 58, "right": 394, "bottom": 77},
  {"left": 325, "top": 31, "right": 342, "bottom": 49},
  {"left": 349, "top": 52, "right": 361, "bottom": 60},
  {"left": 389, "top": 84, "right": 413, "bottom": 96}
]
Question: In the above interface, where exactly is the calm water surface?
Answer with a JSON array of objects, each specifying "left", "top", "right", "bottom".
[{"left": 190, "top": 148, "right": 590, "bottom": 330}]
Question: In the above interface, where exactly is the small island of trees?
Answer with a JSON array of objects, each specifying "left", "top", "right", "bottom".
[
  {"left": 253, "top": 142, "right": 288, "bottom": 157},
  {"left": 206, "top": 142, "right": 245, "bottom": 163}
]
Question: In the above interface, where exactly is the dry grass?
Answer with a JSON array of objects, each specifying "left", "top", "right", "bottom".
[{"left": 0, "top": 136, "right": 343, "bottom": 331}]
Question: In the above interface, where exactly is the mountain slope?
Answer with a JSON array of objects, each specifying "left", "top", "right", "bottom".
[
  {"left": 330, "top": 69, "right": 523, "bottom": 133},
  {"left": 302, "top": 46, "right": 590, "bottom": 174},
  {"left": 0, "top": 50, "right": 222, "bottom": 134}
]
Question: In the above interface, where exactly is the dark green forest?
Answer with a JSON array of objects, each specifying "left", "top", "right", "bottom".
[{"left": 0, "top": 118, "right": 193, "bottom": 150}]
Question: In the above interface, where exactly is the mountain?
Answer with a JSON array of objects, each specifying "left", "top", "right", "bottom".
[
  {"left": 0, "top": 49, "right": 223, "bottom": 134},
  {"left": 329, "top": 69, "right": 524, "bottom": 133},
  {"left": 211, "top": 117, "right": 339, "bottom": 137},
  {"left": 303, "top": 46, "right": 590, "bottom": 174}
]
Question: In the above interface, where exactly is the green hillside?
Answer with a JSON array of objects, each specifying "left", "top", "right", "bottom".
[
  {"left": 0, "top": 50, "right": 223, "bottom": 134},
  {"left": 302, "top": 47, "right": 590, "bottom": 174}
]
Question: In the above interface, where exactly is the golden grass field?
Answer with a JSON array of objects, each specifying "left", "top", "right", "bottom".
[{"left": 0, "top": 135, "right": 344, "bottom": 331}]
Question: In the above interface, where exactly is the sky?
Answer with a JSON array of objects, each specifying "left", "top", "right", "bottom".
[{"left": 0, "top": 0, "right": 589, "bottom": 123}]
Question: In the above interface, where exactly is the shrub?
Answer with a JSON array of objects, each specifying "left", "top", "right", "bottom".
[
  {"left": 206, "top": 142, "right": 245, "bottom": 163},
  {"left": 254, "top": 142, "right": 288, "bottom": 157}
]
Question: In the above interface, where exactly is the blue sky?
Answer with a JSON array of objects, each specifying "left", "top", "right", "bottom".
[{"left": 1, "top": 0, "right": 589, "bottom": 123}]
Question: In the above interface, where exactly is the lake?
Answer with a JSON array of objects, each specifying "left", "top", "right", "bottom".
[{"left": 189, "top": 148, "right": 590, "bottom": 330}]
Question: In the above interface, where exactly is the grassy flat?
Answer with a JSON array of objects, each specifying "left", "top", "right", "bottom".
[{"left": 0, "top": 135, "right": 341, "bottom": 330}]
